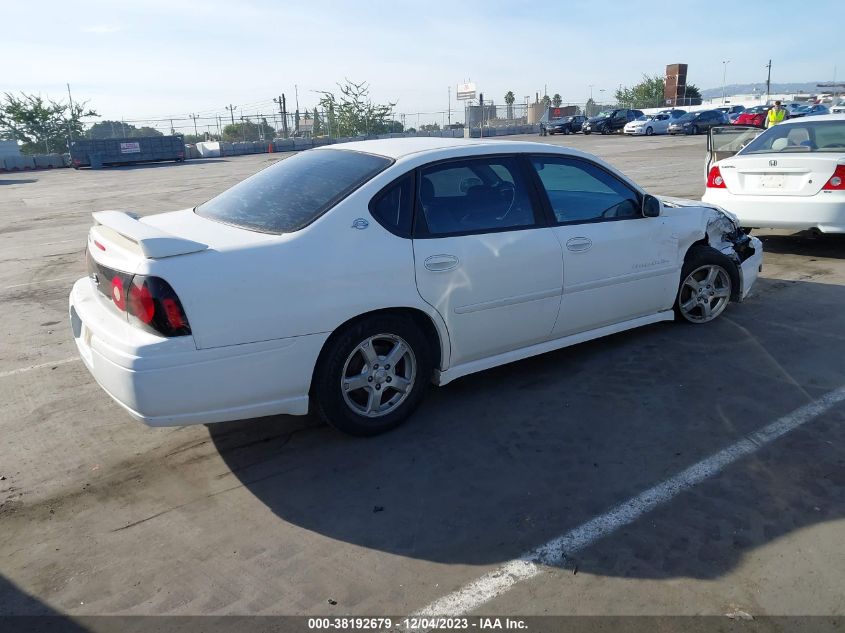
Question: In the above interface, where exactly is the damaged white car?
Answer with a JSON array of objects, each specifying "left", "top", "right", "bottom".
[{"left": 70, "top": 138, "right": 763, "bottom": 436}]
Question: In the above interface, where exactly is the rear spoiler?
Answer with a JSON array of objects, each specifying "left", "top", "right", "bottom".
[{"left": 92, "top": 210, "right": 208, "bottom": 259}]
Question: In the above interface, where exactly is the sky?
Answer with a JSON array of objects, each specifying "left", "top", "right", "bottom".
[{"left": 3, "top": 0, "right": 842, "bottom": 133}]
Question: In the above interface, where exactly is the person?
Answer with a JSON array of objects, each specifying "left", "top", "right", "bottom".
[{"left": 766, "top": 101, "right": 786, "bottom": 128}]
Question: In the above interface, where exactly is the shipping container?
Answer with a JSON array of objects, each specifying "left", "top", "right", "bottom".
[{"left": 69, "top": 136, "right": 185, "bottom": 169}]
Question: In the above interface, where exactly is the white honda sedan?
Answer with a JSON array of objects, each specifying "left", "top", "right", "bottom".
[
  {"left": 70, "top": 138, "right": 763, "bottom": 436},
  {"left": 703, "top": 114, "right": 845, "bottom": 233}
]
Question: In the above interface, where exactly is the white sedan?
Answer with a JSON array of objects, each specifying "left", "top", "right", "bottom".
[
  {"left": 70, "top": 138, "right": 763, "bottom": 436},
  {"left": 703, "top": 114, "right": 845, "bottom": 233},
  {"left": 623, "top": 113, "right": 672, "bottom": 136}
]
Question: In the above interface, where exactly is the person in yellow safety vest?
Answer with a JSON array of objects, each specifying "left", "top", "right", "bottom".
[{"left": 766, "top": 101, "right": 786, "bottom": 128}]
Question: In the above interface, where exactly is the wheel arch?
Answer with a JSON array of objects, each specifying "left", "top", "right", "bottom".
[
  {"left": 681, "top": 238, "right": 741, "bottom": 301},
  {"left": 311, "top": 306, "right": 449, "bottom": 391}
]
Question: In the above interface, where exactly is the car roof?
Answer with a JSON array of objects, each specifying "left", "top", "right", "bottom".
[
  {"left": 777, "top": 113, "right": 845, "bottom": 125},
  {"left": 316, "top": 137, "right": 592, "bottom": 161}
]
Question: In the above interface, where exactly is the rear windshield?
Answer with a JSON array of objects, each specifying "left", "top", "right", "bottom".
[
  {"left": 739, "top": 120, "right": 845, "bottom": 154},
  {"left": 196, "top": 149, "right": 392, "bottom": 233}
]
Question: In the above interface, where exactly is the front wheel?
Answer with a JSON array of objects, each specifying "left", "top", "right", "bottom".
[
  {"left": 645, "top": 126, "right": 654, "bottom": 136},
  {"left": 583, "top": 130, "right": 591, "bottom": 135},
  {"left": 674, "top": 248, "right": 736, "bottom": 324},
  {"left": 312, "top": 314, "right": 433, "bottom": 436},
  {"left": 690, "top": 124, "right": 699, "bottom": 135}
]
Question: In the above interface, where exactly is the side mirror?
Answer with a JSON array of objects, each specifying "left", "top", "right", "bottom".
[{"left": 642, "top": 194, "right": 661, "bottom": 218}]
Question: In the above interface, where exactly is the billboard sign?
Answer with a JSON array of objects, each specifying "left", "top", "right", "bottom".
[
  {"left": 120, "top": 142, "right": 141, "bottom": 154},
  {"left": 456, "top": 82, "right": 476, "bottom": 101}
]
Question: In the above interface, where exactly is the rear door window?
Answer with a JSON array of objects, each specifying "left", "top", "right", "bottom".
[
  {"left": 196, "top": 149, "right": 392, "bottom": 233},
  {"left": 417, "top": 156, "right": 538, "bottom": 236}
]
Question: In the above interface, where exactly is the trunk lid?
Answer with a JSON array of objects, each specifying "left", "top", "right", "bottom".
[
  {"left": 718, "top": 154, "right": 842, "bottom": 197},
  {"left": 88, "top": 209, "right": 277, "bottom": 274}
]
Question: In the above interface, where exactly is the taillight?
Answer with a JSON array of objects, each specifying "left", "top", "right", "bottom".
[
  {"left": 822, "top": 165, "right": 845, "bottom": 191},
  {"left": 127, "top": 276, "right": 191, "bottom": 337},
  {"left": 707, "top": 166, "right": 726, "bottom": 189},
  {"left": 111, "top": 276, "right": 126, "bottom": 310}
]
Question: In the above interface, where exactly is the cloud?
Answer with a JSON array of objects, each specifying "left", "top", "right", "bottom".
[{"left": 81, "top": 24, "right": 122, "bottom": 34}]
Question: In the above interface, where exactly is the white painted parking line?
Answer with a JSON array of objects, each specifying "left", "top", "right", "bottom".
[
  {"left": 0, "top": 357, "right": 80, "bottom": 379},
  {"left": 3, "top": 275, "right": 78, "bottom": 290},
  {"left": 413, "top": 386, "right": 845, "bottom": 617}
]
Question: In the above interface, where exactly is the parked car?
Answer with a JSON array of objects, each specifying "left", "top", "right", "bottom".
[
  {"left": 582, "top": 109, "right": 644, "bottom": 135},
  {"left": 792, "top": 104, "right": 831, "bottom": 118},
  {"left": 623, "top": 113, "right": 672, "bottom": 136},
  {"left": 540, "top": 114, "right": 586, "bottom": 136},
  {"left": 70, "top": 138, "right": 762, "bottom": 436},
  {"left": 716, "top": 105, "right": 745, "bottom": 123},
  {"left": 733, "top": 105, "right": 771, "bottom": 128},
  {"left": 668, "top": 110, "right": 727, "bottom": 135},
  {"left": 831, "top": 101, "right": 845, "bottom": 115},
  {"left": 703, "top": 115, "right": 845, "bottom": 234},
  {"left": 784, "top": 103, "right": 806, "bottom": 118}
]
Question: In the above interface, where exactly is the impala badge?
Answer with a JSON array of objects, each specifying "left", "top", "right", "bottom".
[
  {"left": 351, "top": 218, "right": 369, "bottom": 230},
  {"left": 769, "top": 159, "right": 777, "bottom": 167}
]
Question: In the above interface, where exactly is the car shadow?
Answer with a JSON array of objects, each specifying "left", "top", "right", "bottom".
[
  {"left": 87, "top": 158, "right": 230, "bottom": 171},
  {"left": 0, "top": 179, "right": 38, "bottom": 185},
  {"left": 757, "top": 231, "right": 845, "bottom": 259},
  {"left": 207, "top": 277, "right": 845, "bottom": 580},
  {"left": 0, "top": 574, "right": 90, "bottom": 629}
]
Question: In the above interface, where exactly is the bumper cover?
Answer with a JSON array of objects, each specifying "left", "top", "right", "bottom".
[{"left": 69, "top": 278, "right": 327, "bottom": 426}]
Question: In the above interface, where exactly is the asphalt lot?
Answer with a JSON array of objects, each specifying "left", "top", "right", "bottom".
[{"left": 2, "top": 133, "right": 844, "bottom": 621}]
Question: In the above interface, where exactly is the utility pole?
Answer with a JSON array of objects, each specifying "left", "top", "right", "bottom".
[
  {"left": 294, "top": 85, "right": 299, "bottom": 113},
  {"left": 240, "top": 116, "right": 247, "bottom": 143},
  {"left": 169, "top": 119, "right": 175, "bottom": 135},
  {"left": 274, "top": 94, "right": 289, "bottom": 138},
  {"left": 722, "top": 60, "right": 731, "bottom": 103},
  {"left": 188, "top": 113, "right": 199, "bottom": 137},
  {"left": 65, "top": 83, "right": 75, "bottom": 147},
  {"left": 448, "top": 86, "right": 451, "bottom": 127},
  {"left": 225, "top": 104, "right": 237, "bottom": 127},
  {"left": 765, "top": 59, "right": 772, "bottom": 103}
]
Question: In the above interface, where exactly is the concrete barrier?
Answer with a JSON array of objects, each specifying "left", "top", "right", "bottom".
[
  {"left": 273, "top": 139, "right": 295, "bottom": 152},
  {"left": 312, "top": 137, "right": 332, "bottom": 147},
  {"left": 293, "top": 138, "right": 313, "bottom": 150}
]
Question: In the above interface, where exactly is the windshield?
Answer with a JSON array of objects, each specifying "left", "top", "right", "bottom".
[
  {"left": 676, "top": 113, "right": 695, "bottom": 122},
  {"left": 196, "top": 149, "right": 392, "bottom": 233},
  {"left": 634, "top": 115, "right": 650, "bottom": 121},
  {"left": 739, "top": 120, "right": 845, "bottom": 155},
  {"left": 595, "top": 111, "right": 611, "bottom": 118},
  {"left": 746, "top": 106, "right": 768, "bottom": 114}
]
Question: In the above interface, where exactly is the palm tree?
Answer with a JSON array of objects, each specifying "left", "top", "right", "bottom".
[
  {"left": 552, "top": 93, "right": 562, "bottom": 107},
  {"left": 504, "top": 91, "right": 515, "bottom": 120}
]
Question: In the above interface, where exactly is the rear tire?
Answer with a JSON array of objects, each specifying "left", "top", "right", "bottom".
[
  {"left": 674, "top": 247, "right": 738, "bottom": 324},
  {"left": 312, "top": 314, "right": 433, "bottom": 436}
]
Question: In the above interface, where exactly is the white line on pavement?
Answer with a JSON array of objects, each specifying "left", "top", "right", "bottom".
[
  {"left": 0, "top": 357, "right": 80, "bottom": 379},
  {"left": 413, "top": 386, "right": 845, "bottom": 617}
]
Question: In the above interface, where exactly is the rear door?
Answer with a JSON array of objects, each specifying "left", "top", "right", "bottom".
[{"left": 412, "top": 155, "right": 563, "bottom": 366}]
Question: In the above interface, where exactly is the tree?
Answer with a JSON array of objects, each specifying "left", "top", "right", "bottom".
[
  {"left": 222, "top": 120, "right": 274, "bottom": 143},
  {"left": 419, "top": 122, "right": 441, "bottom": 132},
  {"left": 318, "top": 79, "right": 396, "bottom": 137},
  {"left": 615, "top": 74, "right": 665, "bottom": 109},
  {"left": 681, "top": 83, "right": 703, "bottom": 106},
  {"left": 0, "top": 92, "right": 97, "bottom": 154},
  {"left": 585, "top": 98, "right": 598, "bottom": 117},
  {"left": 504, "top": 91, "right": 515, "bottom": 120},
  {"left": 541, "top": 94, "right": 551, "bottom": 108},
  {"left": 87, "top": 120, "right": 164, "bottom": 139},
  {"left": 552, "top": 93, "right": 562, "bottom": 107},
  {"left": 312, "top": 107, "right": 322, "bottom": 136}
]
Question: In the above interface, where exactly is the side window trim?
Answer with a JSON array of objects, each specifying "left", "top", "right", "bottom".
[
  {"left": 411, "top": 153, "right": 547, "bottom": 239},
  {"left": 368, "top": 170, "right": 416, "bottom": 239},
  {"left": 525, "top": 153, "right": 644, "bottom": 226}
]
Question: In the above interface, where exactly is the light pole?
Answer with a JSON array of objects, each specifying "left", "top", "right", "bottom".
[{"left": 722, "top": 60, "right": 731, "bottom": 103}]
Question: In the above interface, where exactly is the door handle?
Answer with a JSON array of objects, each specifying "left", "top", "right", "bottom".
[
  {"left": 565, "top": 237, "right": 592, "bottom": 252},
  {"left": 424, "top": 254, "right": 459, "bottom": 272}
]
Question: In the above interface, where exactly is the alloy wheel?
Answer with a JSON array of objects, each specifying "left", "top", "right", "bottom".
[
  {"left": 341, "top": 334, "right": 417, "bottom": 417},
  {"left": 678, "top": 265, "right": 731, "bottom": 323}
]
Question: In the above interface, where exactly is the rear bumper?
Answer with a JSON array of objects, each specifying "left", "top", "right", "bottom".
[
  {"left": 69, "top": 278, "right": 327, "bottom": 426},
  {"left": 702, "top": 190, "right": 845, "bottom": 233}
]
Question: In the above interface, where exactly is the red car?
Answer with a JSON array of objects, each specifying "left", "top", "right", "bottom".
[{"left": 732, "top": 105, "right": 771, "bottom": 128}]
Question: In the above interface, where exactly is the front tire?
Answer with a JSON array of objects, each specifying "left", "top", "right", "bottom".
[
  {"left": 645, "top": 126, "right": 654, "bottom": 136},
  {"left": 674, "top": 247, "right": 737, "bottom": 324},
  {"left": 312, "top": 314, "right": 433, "bottom": 436}
]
